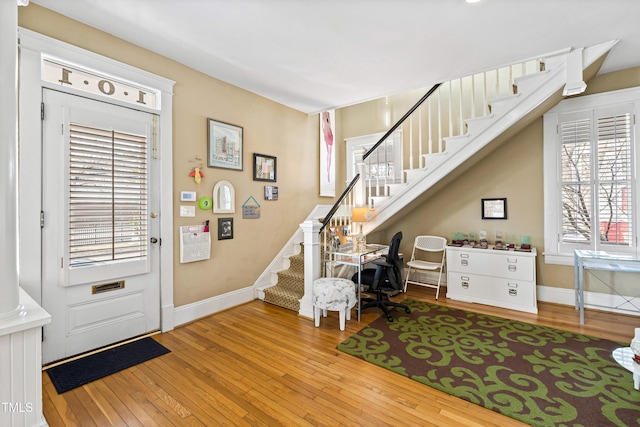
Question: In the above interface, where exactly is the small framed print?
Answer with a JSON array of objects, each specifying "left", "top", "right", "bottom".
[
  {"left": 180, "top": 191, "right": 196, "bottom": 202},
  {"left": 482, "top": 198, "right": 507, "bottom": 220},
  {"left": 218, "top": 217, "right": 233, "bottom": 240},
  {"left": 253, "top": 153, "right": 277, "bottom": 182},
  {"left": 264, "top": 186, "right": 278, "bottom": 200}
]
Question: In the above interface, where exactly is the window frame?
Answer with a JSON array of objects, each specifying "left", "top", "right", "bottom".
[{"left": 543, "top": 87, "right": 640, "bottom": 265}]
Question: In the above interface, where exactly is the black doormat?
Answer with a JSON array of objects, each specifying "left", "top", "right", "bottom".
[{"left": 47, "top": 337, "right": 170, "bottom": 394}]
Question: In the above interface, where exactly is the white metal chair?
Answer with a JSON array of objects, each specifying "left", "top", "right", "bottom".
[{"left": 403, "top": 235, "right": 447, "bottom": 299}]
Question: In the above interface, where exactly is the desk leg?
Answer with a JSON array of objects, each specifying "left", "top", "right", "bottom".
[
  {"left": 578, "top": 259, "right": 585, "bottom": 325},
  {"left": 357, "top": 265, "right": 361, "bottom": 322},
  {"left": 574, "top": 252, "right": 579, "bottom": 310}
]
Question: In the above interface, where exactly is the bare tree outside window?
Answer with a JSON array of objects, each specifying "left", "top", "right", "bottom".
[{"left": 560, "top": 111, "right": 632, "bottom": 247}]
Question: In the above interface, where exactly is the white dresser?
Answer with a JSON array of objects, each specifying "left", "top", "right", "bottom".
[{"left": 446, "top": 245, "right": 538, "bottom": 313}]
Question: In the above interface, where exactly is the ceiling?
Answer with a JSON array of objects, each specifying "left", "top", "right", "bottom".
[{"left": 30, "top": 0, "right": 640, "bottom": 113}]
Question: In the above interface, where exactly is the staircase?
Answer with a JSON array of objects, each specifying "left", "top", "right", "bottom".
[
  {"left": 255, "top": 41, "right": 618, "bottom": 314},
  {"left": 263, "top": 243, "right": 305, "bottom": 311}
]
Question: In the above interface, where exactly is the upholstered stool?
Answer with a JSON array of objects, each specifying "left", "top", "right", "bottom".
[{"left": 312, "top": 278, "right": 357, "bottom": 331}]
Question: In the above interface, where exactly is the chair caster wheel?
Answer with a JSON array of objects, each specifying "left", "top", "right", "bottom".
[
  {"left": 405, "top": 308, "right": 411, "bottom": 313},
  {"left": 386, "top": 315, "right": 393, "bottom": 322}
]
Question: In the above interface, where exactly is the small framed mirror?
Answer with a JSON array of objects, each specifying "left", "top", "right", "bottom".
[{"left": 213, "top": 180, "right": 235, "bottom": 213}]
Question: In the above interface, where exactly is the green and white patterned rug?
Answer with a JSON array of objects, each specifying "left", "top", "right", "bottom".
[{"left": 337, "top": 299, "right": 640, "bottom": 427}]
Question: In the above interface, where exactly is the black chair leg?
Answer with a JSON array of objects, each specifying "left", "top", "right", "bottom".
[{"left": 358, "top": 291, "right": 411, "bottom": 322}]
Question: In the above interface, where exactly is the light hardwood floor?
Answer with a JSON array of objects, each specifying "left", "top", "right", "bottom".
[{"left": 42, "top": 287, "right": 638, "bottom": 426}]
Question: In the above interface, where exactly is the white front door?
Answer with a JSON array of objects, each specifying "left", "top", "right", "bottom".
[{"left": 41, "top": 89, "right": 160, "bottom": 364}]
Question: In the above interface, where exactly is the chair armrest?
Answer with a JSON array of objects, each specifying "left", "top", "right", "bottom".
[{"left": 372, "top": 258, "right": 392, "bottom": 268}]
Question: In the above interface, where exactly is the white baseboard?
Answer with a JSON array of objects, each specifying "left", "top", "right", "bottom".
[
  {"left": 537, "top": 285, "right": 640, "bottom": 317},
  {"left": 174, "top": 286, "right": 255, "bottom": 327},
  {"left": 173, "top": 282, "right": 640, "bottom": 329}
]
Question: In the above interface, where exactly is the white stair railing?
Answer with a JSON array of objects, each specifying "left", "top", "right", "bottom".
[
  {"left": 402, "top": 59, "right": 544, "bottom": 176},
  {"left": 321, "top": 58, "right": 546, "bottom": 233}
]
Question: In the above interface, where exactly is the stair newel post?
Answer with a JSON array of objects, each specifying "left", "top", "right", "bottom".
[{"left": 298, "top": 220, "right": 322, "bottom": 319}]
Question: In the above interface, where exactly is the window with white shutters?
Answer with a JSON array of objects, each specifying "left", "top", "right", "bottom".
[
  {"left": 544, "top": 90, "right": 639, "bottom": 264},
  {"left": 68, "top": 122, "right": 147, "bottom": 267}
]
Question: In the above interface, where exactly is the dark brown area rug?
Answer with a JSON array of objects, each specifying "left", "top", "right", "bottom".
[{"left": 337, "top": 299, "right": 640, "bottom": 427}]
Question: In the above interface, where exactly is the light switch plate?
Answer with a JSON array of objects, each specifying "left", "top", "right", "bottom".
[{"left": 180, "top": 205, "right": 196, "bottom": 217}]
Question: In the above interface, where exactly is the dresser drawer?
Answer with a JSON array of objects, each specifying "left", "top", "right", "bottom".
[
  {"left": 447, "top": 249, "right": 534, "bottom": 281},
  {"left": 446, "top": 272, "right": 537, "bottom": 313}
]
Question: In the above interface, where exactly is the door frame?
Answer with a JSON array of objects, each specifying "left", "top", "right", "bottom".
[{"left": 18, "top": 28, "right": 176, "bottom": 332}]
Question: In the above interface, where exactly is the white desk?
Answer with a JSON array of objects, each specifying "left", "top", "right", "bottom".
[
  {"left": 574, "top": 250, "right": 640, "bottom": 325},
  {"left": 325, "top": 243, "right": 388, "bottom": 321}
]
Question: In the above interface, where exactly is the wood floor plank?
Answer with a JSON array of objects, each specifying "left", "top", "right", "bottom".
[{"left": 42, "top": 286, "right": 638, "bottom": 426}]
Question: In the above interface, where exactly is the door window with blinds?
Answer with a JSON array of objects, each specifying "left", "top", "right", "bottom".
[
  {"left": 60, "top": 103, "right": 155, "bottom": 286},
  {"left": 544, "top": 91, "right": 639, "bottom": 264},
  {"left": 69, "top": 123, "right": 148, "bottom": 265}
]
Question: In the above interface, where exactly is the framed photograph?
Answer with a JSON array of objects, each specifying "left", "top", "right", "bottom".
[
  {"left": 482, "top": 198, "right": 507, "bottom": 219},
  {"left": 218, "top": 217, "right": 233, "bottom": 240},
  {"left": 253, "top": 153, "right": 277, "bottom": 182},
  {"left": 208, "top": 119, "right": 243, "bottom": 170},
  {"left": 264, "top": 185, "right": 278, "bottom": 200}
]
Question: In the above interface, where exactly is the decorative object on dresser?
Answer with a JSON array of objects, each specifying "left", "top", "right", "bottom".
[{"left": 446, "top": 244, "right": 537, "bottom": 313}]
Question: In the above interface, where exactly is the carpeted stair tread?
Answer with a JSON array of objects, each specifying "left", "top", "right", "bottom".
[
  {"left": 263, "top": 244, "right": 305, "bottom": 311},
  {"left": 263, "top": 286, "right": 301, "bottom": 311}
]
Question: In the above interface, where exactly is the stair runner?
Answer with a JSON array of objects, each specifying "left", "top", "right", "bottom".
[{"left": 263, "top": 244, "right": 305, "bottom": 311}]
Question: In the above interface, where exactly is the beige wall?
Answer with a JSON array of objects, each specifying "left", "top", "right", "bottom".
[
  {"left": 339, "top": 66, "right": 640, "bottom": 291},
  {"left": 20, "top": 4, "right": 640, "bottom": 304},
  {"left": 19, "top": 5, "right": 331, "bottom": 307}
]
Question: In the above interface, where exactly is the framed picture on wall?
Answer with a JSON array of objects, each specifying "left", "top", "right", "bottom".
[
  {"left": 264, "top": 185, "right": 278, "bottom": 200},
  {"left": 208, "top": 119, "right": 243, "bottom": 170},
  {"left": 481, "top": 198, "right": 507, "bottom": 219},
  {"left": 253, "top": 153, "right": 277, "bottom": 182},
  {"left": 218, "top": 217, "right": 233, "bottom": 240}
]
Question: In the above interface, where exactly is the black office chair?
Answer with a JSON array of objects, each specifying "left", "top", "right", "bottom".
[{"left": 354, "top": 231, "right": 411, "bottom": 322}]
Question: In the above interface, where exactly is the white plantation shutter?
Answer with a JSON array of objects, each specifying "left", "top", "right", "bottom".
[
  {"left": 596, "top": 111, "right": 632, "bottom": 246},
  {"left": 560, "top": 113, "right": 592, "bottom": 243},
  {"left": 68, "top": 122, "right": 148, "bottom": 266},
  {"left": 557, "top": 104, "right": 634, "bottom": 253}
]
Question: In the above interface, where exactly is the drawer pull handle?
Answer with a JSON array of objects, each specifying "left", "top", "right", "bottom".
[
  {"left": 508, "top": 282, "right": 518, "bottom": 288},
  {"left": 460, "top": 253, "right": 469, "bottom": 259},
  {"left": 507, "top": 257, "right": 517, "bottom": 263},
  {"left": 508, "top": 265, "right": 517, "bottom": 272},
  {"left": 509, "top": 289, "right": 518, "bottom": 296},
  {"left": 461, "top": 281, "right": 469, "bottom": 289},
  {"left": 461, "top": 260, "right": 468, "bottom": 266}
]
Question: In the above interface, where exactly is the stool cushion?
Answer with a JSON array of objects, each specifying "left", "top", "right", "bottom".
[{"left": 313, "top": 278, "right": 356, "bottom": 311}]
